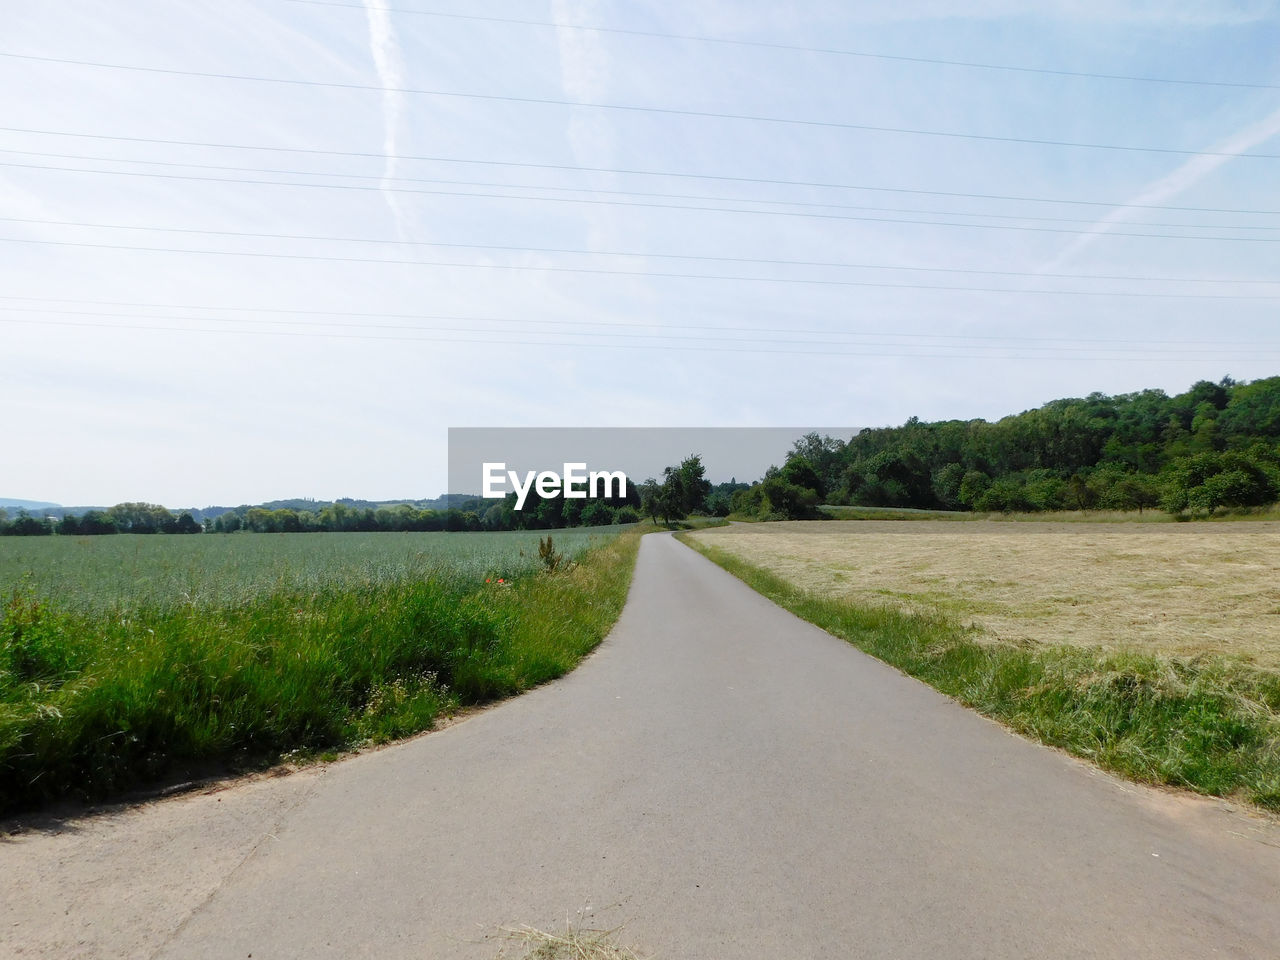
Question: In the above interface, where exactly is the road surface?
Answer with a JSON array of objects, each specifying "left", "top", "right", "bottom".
[{"left": 4, "top": 532, "right": 1279, "bottom": 958}]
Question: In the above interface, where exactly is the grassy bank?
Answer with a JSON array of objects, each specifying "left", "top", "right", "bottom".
[
  {"left": 676, "top": 534, "right": 1280, "bottom": 810},
  {"left": 0, "top": 528, "right": 643, "bottom": 815}
]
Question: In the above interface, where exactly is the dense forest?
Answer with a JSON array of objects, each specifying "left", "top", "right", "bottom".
[{"left": 732, "top": 376, "right": 1280, "bottom": 519}]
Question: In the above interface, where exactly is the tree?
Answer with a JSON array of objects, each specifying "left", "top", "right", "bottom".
[
  {"left": 931, "top": 462, "right": 967, "bottom": 509},
  {"left": 1, "top": 512, "right": 51, "bottom": 536},
  {"left": 975, "top": 477, "right": 1031, "bottom": 513},
  {"left": 580, "top": 500, "right": 615, "bottom": 527},
  {"left": 639, "top": 478, "right": 661, "bottom": 523},
  {"left": 173, "top": 511, "right": 202, "bottom": 534},
  {"left": 1066, "top": 474, "right": 1096, "bottom": 511},
  {"left": 730, "top": 484, "right": 766, "bottom": 518},
  {"left": 957, "top": 470, "right": 991, "bottom": 509},
  {"left": 106, "top": 502, "right": 174, "bottom": 534},
  {"left": 760, "top": 476, "right": 820, "bottom": 519},
  {"left": 779, "top": 455, "right": 825, "bottom": 500},
  {"left": 662, "top": 454, "right": 712, "bottom": 517},
  {"left": 788, "top": 432, "right": 844, "bottom": 495},
  {"left": 213, "top": 511, "right": 243, "bottom": 533},
  {"left": 1161, "top": 451, "right": 1276, "bottom": 516}
]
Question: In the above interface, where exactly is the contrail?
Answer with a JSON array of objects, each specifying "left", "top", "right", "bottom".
[
  {"left": 1045, "top": 102, "right": 1280, "bottom": 269},
  {"left": 362, "top": 0, "right": 408, "bottom": 233}
]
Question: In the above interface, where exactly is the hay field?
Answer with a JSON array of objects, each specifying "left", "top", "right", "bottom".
[{"left": 690, "top": 520, "right": 1280, "bottom": 667}]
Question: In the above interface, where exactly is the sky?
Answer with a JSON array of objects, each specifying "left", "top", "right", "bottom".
[{"left": 2, "top": 0, "right": 1279, "bottom": 506}]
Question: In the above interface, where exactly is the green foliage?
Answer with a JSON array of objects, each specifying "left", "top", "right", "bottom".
[
  {"left": 680, "top": 535, "right": 1280, "bottom": 810},
  {"left": 729, "top": 483, "right": 765, "bottom": 518},
  {"left": 731, "top": 453, "right": 826, "bottom": 521},
  {"left": 201, "top": 484, "right": 641, "bottom": 536},
  {"left": 640, "top": 456, "right": 712, "bottom": 525},
  {"left": 579, "top": 500, "right": 616, "bottom": 527},
  {"left": 0, "top": 528, "right": 642, "bottom": 813},
  {"left": 664, "top": 455, "right": 712, "bottom": 518},
  {"left": 790, "top": 376, "right": 1280, "bottom": 518},
  {"left": 778, "top": 455, "right": 825, "bottom": 500},
  {"left": 759, "top": 476, "right": 821, "bottom": 519},
  {"left": 57, "top": 510, "right": 120, "bottom": 536},
  {"left": 1159, "top": 450, "right": 1278, "bottom": 517},
  {"left": 0, "top": 514, "right": 52, "bottom": 537}
]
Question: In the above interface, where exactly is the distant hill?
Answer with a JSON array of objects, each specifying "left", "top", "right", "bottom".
[
  {"left": 197, "top": 494, "right": 467, "bottom": 521},
  {"left": 0, "top": 498, "right": 61, "bottom": 511}
]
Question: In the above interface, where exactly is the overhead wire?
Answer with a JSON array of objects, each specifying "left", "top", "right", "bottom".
[
  {"left": 3, "top": 125, "right": 1275, "bottom": 216},
  {"left": 4, "top": 235, "right": 1280, "bottom": 297},
  {"left": 2, "top": 217, "right": 1278, "bottom": 290},
  {"left": 5, "top": 313, "right": 1276, "bottom": 363},
  {"left": 279, "top": 0, "right": 1280, "bottom": 92},
  {"left": 4, "top": 51, "right": 1279, "bottom": 159},
  {"left": 5, "top": 161, "right": 1280, "bottom": 243},
  {"left": 3, "top": 299, "right": 1278, "bottom": 350},
  {"left": 2, "top": 152, "right": 1278, "bottom": 232}
]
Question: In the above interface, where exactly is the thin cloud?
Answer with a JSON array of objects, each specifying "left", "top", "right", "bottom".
[
  {"left": 362, "top": 0, "right": 409, "bottom": 234},
  {"left": 1044, "top": 103, "right": 1280, "bottom": 269},
  {"left": 554, "top": 0, "right": 612, "bottom": 162},
  {"left": 554, "top": 0, "right": 616, "bottom": 249}
]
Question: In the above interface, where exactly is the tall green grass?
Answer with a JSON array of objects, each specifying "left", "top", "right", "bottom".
[
  {"left": 677, "top": 534, "right": 1280, "bottom": 810},
  {"left": 0, "top": 529, "right": 642, "bottom": 815}
]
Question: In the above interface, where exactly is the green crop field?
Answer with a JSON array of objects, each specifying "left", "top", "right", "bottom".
[
  {"left": 0, "top": 526, "right": 629, "bottom": 614},
  {"left": 0, "top": 525, "right": 641, "bottom": 815}
]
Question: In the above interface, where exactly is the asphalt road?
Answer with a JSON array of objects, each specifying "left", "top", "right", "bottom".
[{"left": 5, "top": 532, "right": 1280, "bottom": 959}]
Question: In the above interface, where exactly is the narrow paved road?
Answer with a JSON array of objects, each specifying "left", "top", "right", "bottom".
[{"left": 6, "top": 533, "right": 1280, "bottom": 959}]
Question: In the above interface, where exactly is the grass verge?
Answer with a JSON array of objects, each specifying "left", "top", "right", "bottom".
[
  {"left": 0, "top": 529, "right": 644, "bottom": 816},
  {"left": 676, "top": 533, "right": 1280, "bottom": 811}
]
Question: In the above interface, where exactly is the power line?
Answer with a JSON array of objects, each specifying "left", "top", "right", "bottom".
[
  {"left": 3, "top": 153, "right": 1277, "bottom": 232},
  {"left": 5, "top": 234, "right": 1280, "bottom": 297},
  {"left": 4, "top": 217, "right": 1277, "bottom": 286},
  {"left": 4, "top": 299, "right": 1273, "bottom": 347},
  {"left": 27, "top": 305, "right": 1217, "bottom": 351},
  {"left": 4, "top": 236, "right": 1280, "bottom": 299},
  {"left": 5, "top": 314, "right": 1275, "bottom": 362},
  {"left": 7, "top": 161, "right": 1280, "bottom": 243},
  {"left": 4, "top": 52, "right": 1278, "bottom": 160},
  {"left": 281, "top": 0, "right": 1280, "bottom": 92},
  {"left": 5, "top": 125, "right": 1276, "bottom": 216}
]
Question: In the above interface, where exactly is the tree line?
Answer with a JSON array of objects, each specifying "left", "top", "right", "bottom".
[
  {"left": 12, "top": 376, "right": 1277, "bottom": 535},
  {"left": 0, "top": 487, "right": 648, "bottom": 537},
  {"left": 0, "top": 503, "right": 203, "bottom": 537},
  {"left": 730, "top": 376, "right": 1280, "bottom": 519}
]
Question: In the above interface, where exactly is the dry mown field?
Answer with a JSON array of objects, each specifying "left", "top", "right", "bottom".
[{"left": 690, "top": 520, "right": 1280, "bottom": 668}]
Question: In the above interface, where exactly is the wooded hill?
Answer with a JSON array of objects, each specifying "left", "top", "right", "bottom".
[{"left": 737, "top": 376, "right": 1280, "bottom": 517}]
